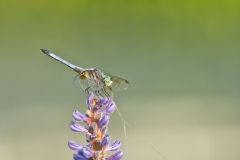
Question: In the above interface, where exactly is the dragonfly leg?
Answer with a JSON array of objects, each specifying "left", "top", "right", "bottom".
[
  {"left": 98, "top": 90, "right": 105, "bottom": 98},
  {"left": 85, "top": 87, "right": 91, "bottom": 94},
  {"left": 94, "top": 90, "right": 99, "bottom": 97},
  {"left": 101, "top": 88, "right": 110, "bottom": 97},
  {"left": 94, "top": 90, "right": 103, "bottom": 98}
]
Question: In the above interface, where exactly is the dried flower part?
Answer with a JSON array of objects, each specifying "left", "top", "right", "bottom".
[
  {"left": 90, "top": 98, "right": 98, "bottom": 107},
  {"left": 69, "top": 92, "right": 123, "bottom": 160},
  {"left": 92, "top": 140, "right": 102, "bottom": 151}
]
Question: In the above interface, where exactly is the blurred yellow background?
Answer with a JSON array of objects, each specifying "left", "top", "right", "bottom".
[{"left": 0, "top": 0, "right": 240, "bottom": 160}]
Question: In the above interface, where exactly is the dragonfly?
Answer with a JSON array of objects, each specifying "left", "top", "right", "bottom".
[{"left": 40, "top": 49, "right": 129, "bottom": 97}]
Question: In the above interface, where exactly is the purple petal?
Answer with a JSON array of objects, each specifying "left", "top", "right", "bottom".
[
  {"left": 74, "top": 147, "right": 93, "bottom": 160},
  {"left": 80, "top": 148, "right": 93, "bottom": 158},
  {"left": 73, "top": 154, "right": 88, "bottom": 160},
  {"left": 87, "top": 92, "right": 95, "bottom": 107},
  {"left": 73, "top": 110, "right": 87, "bottom": 121},
  {"left": 70, "top": 122, "right": 88, "bottom": 133},
  {"left": 107, "top": 140, "right": 121, "bottom": 151},
  {"left": 101, "top": 126, "right": 108, "bottom": 135},
  {"left": 98, "top": 115, "right": 109, "bottom": 127},
  {"left": 101, "top": 134, "right": 110, "bottom": 146},
  {"left": 68, "top": 140, "right": 83, "bottom": 150},
  {"left": 105, "top": 102, "right": 116, "bottom": 114},
  {"left": 99, "top": 97, "right": 109, "bottom": 105},
  {"left": 107, "top": 151, "right": 123, "bottom": 160}
]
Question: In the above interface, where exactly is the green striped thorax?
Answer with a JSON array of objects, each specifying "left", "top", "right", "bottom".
[
  {"left": 102, "top": 74, "right": 113, "bottom": 87},
  {"left": 97, "top": 68, "right": 113, "bottom": 87}
]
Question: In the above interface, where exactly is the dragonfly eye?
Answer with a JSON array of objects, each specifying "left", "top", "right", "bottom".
[
  {"left": 80, "top": 75, "right": 87, "bottom": 80},
  {"left": 80, "top": 71, "right": 88, "bottom": 80}
]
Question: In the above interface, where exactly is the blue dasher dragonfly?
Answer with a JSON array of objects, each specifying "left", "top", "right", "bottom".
[{"left": 40, "top": 49, "right": 129, "bottom": 97}]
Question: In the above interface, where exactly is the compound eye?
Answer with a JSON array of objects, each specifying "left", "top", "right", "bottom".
[
  {"left": 80, "top": 75, "right": 87, "bottom": 80},
  {"left": 80, "top": 71, "right": 87, "bottom": 80}
]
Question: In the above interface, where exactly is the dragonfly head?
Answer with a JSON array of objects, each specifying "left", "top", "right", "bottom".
[{"left": 79, "top": 71, "right": 89, "bottom": 80}]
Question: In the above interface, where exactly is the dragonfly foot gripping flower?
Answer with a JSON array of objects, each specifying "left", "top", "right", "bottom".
[{"left": 68, "top": 92, "right": 123, "bottom": 160}]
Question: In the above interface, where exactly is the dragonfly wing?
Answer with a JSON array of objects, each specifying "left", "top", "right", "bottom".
[
  {"left": 110, "top": 76, "right": 129, "bottom": 92},
  {"left": 79, "top": 77, "right": 103, "bottom": 91},
  {"left": 78, "top": 78, "right": 113, "bottom": 97},
  {"left": 78, "top": 78, "right": 90, "bottom": 91},
  {"left": 101, "top": 86, "right": 114, "bottom": 97}
]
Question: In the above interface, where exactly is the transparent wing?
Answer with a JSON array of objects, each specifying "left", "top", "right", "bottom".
[
  {"left": 73, "top": 75, "right": 93, "bottom": 93},
  {"left": 110, "top": 76, "right": 129, "bottom": 92},
  {"left": 78, "top": 78, "right": 113, "bottom": 97},
  {"left": 101, "top": 86, "right": 114, "bottom": 97},
  {"left": 99, "top": 69, "right": 129, "bottom": 92},
  {"left": 78, "top": 78, "right": 90, "bottom": 91},
  {"left": 78, "top": 77, "right": 103, "bottom": 91}
]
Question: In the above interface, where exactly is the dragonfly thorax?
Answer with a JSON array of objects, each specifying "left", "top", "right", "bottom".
[{"left": 103, "top": 76, "right": 113, "bottom": 87}]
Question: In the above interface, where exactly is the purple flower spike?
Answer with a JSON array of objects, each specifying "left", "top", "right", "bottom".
[
  {"left": 68, "top": 140, "right": 83, "bottom": 150},
  {"left": 105, "top": 101, "right": 116, "bottom": 114},
  {"left": 101, "top": 134, "right": 110, "bottom": 146},
  {"left": 98, "top": 115, "right": 109, "bottom": 127},
  {"left": 73, "top": 109, "right": 87, "bottom": 121},
  {"left": 69, "top": 92, "right": 124, "bottom": 160},
  {"left": 107, "top": 151, "right": 123, "bottom": 160},
  {"left": 107, "top": 140, "right": 121, "bottom": 151},
  {"left": 70, "top": 122, "right": 88, "bottom": 133}
]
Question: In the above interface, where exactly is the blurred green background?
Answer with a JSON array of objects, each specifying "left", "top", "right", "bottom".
[{"left": 0, "top": 0, "right": 240, "bottom": 160}]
